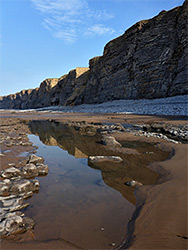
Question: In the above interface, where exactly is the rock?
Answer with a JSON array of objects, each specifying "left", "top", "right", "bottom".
[
  {"left": 0, "top": 213, "right": 35, "bottom": 236},
  {"left": 0, "top": 182, "right": 10, "bottom": 196},
  {"left": 9, "top": 179, "right": 40, "bottom": 194},
  {"left": 0, "top": 167, "right": 22, "bottom": 179},
  {"left": 21, "top": 164, "right": 38, "bottom": 178},
  {"left": 0, "top": 215, "right": 24, "bottom": 235},
  {"left": 88, "top": 156, "right": 123, "bottom": 163},
  {"left": 1, "top": 158, "right": 49, "bottom": 179},
  {"left": 0, "top": 1, "right": 187, "bottom": 109},
  {"left": 32, "top": 180, "right": 40, "bottom": 192},
  {"left": 101, "top": 136, "right": 122, "bottom": 147},
  {"left": 28, "top": 154, "right": 44, "bottom": 165},
  {"left": 125, "top": 180, "right": 143, "bottom": 187},
  {"left": 36, "top": 163, "right": 49, "bottom": 176}
]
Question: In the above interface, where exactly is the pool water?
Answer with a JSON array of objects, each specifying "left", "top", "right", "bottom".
[{"left": 22, "top": 120, "right": 169, "bottom": 249}]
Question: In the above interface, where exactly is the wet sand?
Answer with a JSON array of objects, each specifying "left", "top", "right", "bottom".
[{"left": 0, "top": 110, "right": 187, "bottom": 249}]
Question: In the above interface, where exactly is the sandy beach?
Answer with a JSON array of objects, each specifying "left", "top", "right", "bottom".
[{"left": 0, "top": 110, "right": 187, "bottom": 249}]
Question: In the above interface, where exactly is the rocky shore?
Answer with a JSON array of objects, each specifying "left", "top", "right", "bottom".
[
  {"left": 0, "top": 118, "right": 49, "bottom": 238},
  {"left": 0, "top": 112, "right": 187, "bottom": 249}
]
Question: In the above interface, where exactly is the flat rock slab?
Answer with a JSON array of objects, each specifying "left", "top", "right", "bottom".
[{"left": 88, "top": 156, "right": 123, "bottom": 163}]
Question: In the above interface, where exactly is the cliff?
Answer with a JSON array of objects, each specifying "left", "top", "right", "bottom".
[{"left": 0, "top": 0, "right": 187, "bottom": 109}]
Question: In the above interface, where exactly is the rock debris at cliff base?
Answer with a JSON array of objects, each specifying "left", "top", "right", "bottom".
[{"left": 17, "top": 95, "right": 188, "bottom": 116}]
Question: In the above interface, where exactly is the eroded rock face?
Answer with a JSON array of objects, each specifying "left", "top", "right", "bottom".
[{"left": 0, "top": 1, "right": 187, "bottom": 109}]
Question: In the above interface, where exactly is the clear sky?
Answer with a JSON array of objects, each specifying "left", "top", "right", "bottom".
[{"left": 0, "top": 0, "right": 184, "bottom": 96}]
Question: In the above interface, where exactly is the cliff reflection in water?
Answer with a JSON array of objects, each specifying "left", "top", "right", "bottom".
[{"left": 28, "top": 120, "right": 169, "bottom": 205}]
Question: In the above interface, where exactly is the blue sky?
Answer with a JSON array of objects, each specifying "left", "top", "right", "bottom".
[{"left": 0, "top": 0, "right": 184, "bottom": 96}]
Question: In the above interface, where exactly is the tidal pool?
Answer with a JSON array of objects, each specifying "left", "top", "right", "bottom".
[{"left": 22, "top": 120, "right": 169, "bottom": 249}]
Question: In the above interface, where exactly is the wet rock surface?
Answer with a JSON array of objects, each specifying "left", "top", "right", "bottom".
[
  {"left": 142, "top": 123, "right": 188, "bottom": 142},
  {"left": 101, "top": 135, "right": 122, "bottom": 147},
  {"left": 0, "top": 119, "right": 49, "bottom": 237},
  {"left": 0, "top": 156, "right": 45, "bottom": 237},
  {"left": 0, "top": 158, "right": 45, "bottom": 237},
  {"left": 88, "top": 156, "right": 123, "bottom": 163},
  {"left": 130, "top": 123, "right": 188, "bottom": 144},
  {"left": 1, "top": 155, "right": 49, "bottom": 180},
  {"left": 0, "top": 178, "right": 39, "bottom": 236},
  {"left": 125, "top": 180, "right": 143, "bottom": 187}
]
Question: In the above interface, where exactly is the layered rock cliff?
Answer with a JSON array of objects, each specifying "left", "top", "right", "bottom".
[{"left": 0, "top": 0, "right": 187, "bottom": 109}]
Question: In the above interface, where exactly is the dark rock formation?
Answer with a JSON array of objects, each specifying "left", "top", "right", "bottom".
[{"left": 0, "top": 1, "right": 187, "bottom": 109}]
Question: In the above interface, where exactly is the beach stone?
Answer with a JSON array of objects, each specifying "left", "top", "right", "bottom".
[
  {"left": 22, "top": 191, "right": 33, "bottom": 199},
  {"left": 21, "top": 163, "right": 38, "bottom": 178},
  {"left": 101, "top": 136, "right": 122, "bottom": 147},
  {"left": 125, "top": 180, "right": 143, "bottom": 187},
  {"left": 0, "top": 213, "right": 35, "bottom": 236},
  {"left": 0, "top": 182, "right": 10, "bottom": 196},
  {"left": 0, "top": 167, "right": 22, "bottom": 179},
  {"left": 36, "top": 163, "right": 49, "bottom": 176},
  {"left": 32, "top": 180, "right": 40, "bottom": 192},
  {"left": 88, "top": 156, "right": 123, "bottom": 163},
  {"left": 9, "top": 179, "right": 40, "bottom": 194},
  {"left": 1, "top": 197, "right": 23, "bottom": 208},
  {"left": 27, "top": 154, "right": 44, "bottom": 165}
]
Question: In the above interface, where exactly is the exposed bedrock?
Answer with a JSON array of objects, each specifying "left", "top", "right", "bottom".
[{"left": 0, "top": 0, "right": 187, "bottom": 109}]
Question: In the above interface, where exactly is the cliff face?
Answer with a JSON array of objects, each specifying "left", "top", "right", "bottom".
[
  {"left": 0, "top": 0, "right": 187, "bottom": 109},
  {"left": 73, "top": 0, "right": 188, "bottom": 105}
]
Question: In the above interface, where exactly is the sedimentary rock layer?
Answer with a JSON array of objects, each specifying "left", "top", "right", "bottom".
[{"left": 0, "top": 0, "right": 187, "bottom": 109}]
